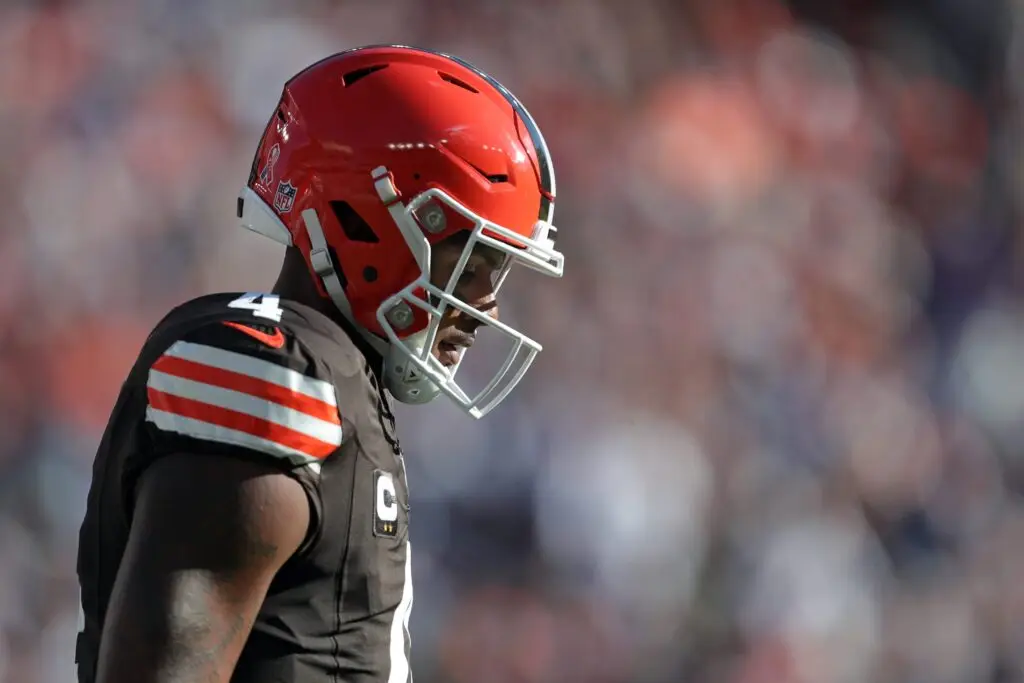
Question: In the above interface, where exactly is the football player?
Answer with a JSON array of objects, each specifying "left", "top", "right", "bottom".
[{"left": 75, "top": 45, "right": 563, "bottom": 683}]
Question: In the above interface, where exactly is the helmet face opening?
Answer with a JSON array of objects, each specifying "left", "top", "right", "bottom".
[
  {"left": 375, "top": 181, "right": 563, "bottom": 419},
  {"left": 239, "top": 45, "right": 563, "bottom": 418}
]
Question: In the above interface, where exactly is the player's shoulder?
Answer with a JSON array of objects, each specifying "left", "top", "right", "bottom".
[
  {"left": 136, "top": 292, "right": 367, "bottom": 468},
  {"left": 146, "top": 292, "right": 367, "bottom": 374}
]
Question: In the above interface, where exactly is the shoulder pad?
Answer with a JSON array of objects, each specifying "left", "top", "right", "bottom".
[{"left": 143, "top": 320, "right": 343, "bottom": 467}]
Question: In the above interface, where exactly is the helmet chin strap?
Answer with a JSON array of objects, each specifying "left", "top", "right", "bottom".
[{"left": 301, "top": 207, "right": 389, "bottom": 357}]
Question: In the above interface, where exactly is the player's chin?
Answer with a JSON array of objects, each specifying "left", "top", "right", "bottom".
[{"left": 433, "top": 342, "right": 462, "bottom": 368}]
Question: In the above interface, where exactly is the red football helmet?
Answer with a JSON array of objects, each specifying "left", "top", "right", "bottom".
[{"left": 237, "top": 45, "right": 563, "bottom": 418}]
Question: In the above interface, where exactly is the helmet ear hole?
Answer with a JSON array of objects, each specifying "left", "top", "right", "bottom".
[{"left": 331, "top": 201, "right": 379, "bottom": 243}]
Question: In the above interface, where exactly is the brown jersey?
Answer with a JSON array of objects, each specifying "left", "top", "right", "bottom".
[{"left": 75, "top": 292, "right": 413, "bottom": 683}]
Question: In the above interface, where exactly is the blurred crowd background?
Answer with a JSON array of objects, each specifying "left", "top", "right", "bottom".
[{"left": 1, "top": 0, "right": 1022, "bottom": 681}]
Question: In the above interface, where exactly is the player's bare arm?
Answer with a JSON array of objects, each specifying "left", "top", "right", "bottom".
[{"left": 94, "top": 453, "right": 309, "bottom": 683}]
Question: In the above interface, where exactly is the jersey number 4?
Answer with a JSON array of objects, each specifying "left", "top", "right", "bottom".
[{"left": 228, "top": 293, "right": 284, "bottom": 322}]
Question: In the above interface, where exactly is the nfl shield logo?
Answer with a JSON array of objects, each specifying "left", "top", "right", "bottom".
[{"left": 274, "top": 180, "right": 297, "bottom": 213}]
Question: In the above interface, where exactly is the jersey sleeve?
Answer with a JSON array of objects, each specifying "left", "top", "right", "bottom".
[{"left": 140, "top": 320, "right": 344, "bottom": 470}]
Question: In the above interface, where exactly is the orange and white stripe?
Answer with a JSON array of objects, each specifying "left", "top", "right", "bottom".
[{"left": 145, "top": 340, "right": 341, "bottom": 465}]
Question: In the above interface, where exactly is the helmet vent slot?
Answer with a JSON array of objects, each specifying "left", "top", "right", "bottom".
[
  {"left": 467, "top": 163, "right": 508, "bottom": 184},
  {"left": 438, "top": 71, "right": 479, "bottom": 93},
  {"left": 331, "top": 200, "right": 380, "bottom": 243},
  {"left": 342, "top": 64, "right": 388, "bottom": 86}
]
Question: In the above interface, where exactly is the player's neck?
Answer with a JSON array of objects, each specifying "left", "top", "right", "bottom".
[{"left": 271, "top": 248, "right": 332, "bottom": 316}]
